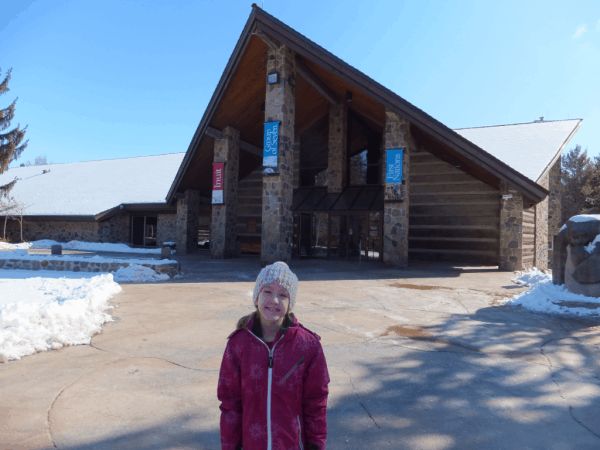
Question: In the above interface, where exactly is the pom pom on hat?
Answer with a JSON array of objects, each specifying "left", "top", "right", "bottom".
[{"left": 253, "top": 261, "right": 299, "bottom": 312}]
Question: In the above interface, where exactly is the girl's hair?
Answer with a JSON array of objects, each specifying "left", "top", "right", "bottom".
[{"left": 236, "top": 311, "right": 293, "bottom": 330}]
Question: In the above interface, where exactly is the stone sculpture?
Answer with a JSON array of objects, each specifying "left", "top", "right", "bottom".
[{"left": 552, "top": 215, "right": 600, "bottom": 297}]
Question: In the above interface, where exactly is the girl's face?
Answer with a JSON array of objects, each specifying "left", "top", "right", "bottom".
[{"left": 255, "top": 282, "right": 290, "bottom": 323}]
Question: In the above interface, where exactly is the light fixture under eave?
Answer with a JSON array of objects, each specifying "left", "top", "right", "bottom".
[
  {"left": 346, "top": 90, "right": 353, "bottom": 102},
  {"left": 267, "top": 72, "right": 278, "bottom": 84}
]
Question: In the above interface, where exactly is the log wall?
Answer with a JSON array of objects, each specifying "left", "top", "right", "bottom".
[
  {"left": 522, "top": 207, "right": 535, "bottom": 269},
  {"left": 408, "top": 150, "right": 500, "bottom": 265}
]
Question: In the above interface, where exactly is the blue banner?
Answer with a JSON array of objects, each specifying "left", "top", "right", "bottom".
[
  {"left": 263, "top": 121, "right": 279, "bottom": 170},
  {"left": 385, "top": 149, "right": 404, "bottom": 183}
]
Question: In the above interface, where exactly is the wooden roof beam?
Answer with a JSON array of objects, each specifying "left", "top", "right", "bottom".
[
  {"left": 296, "top": 58, "right": 340, "bottom": 105},
  {"left": 206, "top": 126, "right": 223, "bottom": 139},
  {"left": 239, "top": 140, "right": 262, "bottom": 158},
  {"left": 253, "top": 27, "right": 280, "bottom": 50},
  {"left": 205, "top": 127, "right": 262, "bottom": 158}
]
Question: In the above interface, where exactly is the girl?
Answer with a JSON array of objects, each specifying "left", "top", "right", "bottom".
[{"left": 218, "top": 261, "right": 330, "bottom": 450}]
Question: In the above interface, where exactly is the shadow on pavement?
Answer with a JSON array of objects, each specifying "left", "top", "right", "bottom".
[{"left": 53, "top": 306, "right": 600, "bottom": 450}]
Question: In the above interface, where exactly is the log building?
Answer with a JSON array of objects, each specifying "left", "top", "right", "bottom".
[{"left": 167, "top": 6, "right": 582, "bottom": 270}]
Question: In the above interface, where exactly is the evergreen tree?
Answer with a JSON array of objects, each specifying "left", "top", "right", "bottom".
[
  {"left": 561, "top": 145, "right": 593, "bottom": 223},
  {"left": 0, "top": 68, "right": 28, "bottom": 175},
  {"left": 582, "top": 155, "right": 600, "bottom": 214}
]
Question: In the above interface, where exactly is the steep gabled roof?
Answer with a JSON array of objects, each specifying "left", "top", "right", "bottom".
[
  {"left": 0, "top": 153, "right": 185, "bottom": 216},
  {"left": 455, "top": 119, "right": 582, "bottom": 182},
  {"left": 167, "top": 6, "right": 550, "bottom": 204}
]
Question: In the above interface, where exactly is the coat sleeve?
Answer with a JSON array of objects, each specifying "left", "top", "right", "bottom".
[
  {"left": 302, "top": 340, "right": 330, "bottom": 450},
  {"left": 217, "top": 337, "right": 243, "bottom": 450}
]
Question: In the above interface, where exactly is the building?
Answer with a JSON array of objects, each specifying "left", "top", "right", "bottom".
[
  {"left": 166, "top": 6, "right": 581, "bottom": 270},
  {"left": 0, "top": 153, "right": 185, "bottom": 246}
]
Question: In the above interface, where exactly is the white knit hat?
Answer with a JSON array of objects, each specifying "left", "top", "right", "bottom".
[{"left": 253, "top": 261, "right": 299, "bottom": 312}]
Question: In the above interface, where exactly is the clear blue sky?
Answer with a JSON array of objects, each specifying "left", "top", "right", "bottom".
[{"left": 2, "top": 0, "right": 599, "bottom": 168}]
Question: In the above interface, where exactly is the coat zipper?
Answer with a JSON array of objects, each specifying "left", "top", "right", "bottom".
[
  {"left": 278, "top": 357, "right": 305, "bottom": 386},
  {"left": 248, "top": 330, "right": 285, "bottom": 450},
  {"left": 297, "top": 415, "right": 304, "bottom": 450}
]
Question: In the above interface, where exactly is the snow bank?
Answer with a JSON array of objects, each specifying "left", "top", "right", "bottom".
[
  {"left": 0, "top": 239, "right": 165, "bottom": 254},
  {"left": 0, "top": 271, "right": 122, "bottom": 362},
  {"left": 512, "top": 268, "right": 552, "bottom": 287},
  {"left": 503, "top": 268, "right": 600, "bottom": 316},
  {"left": 113, "top": 264, "right": 170, "bottom": 282}
]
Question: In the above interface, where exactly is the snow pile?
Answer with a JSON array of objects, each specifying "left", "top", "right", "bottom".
[
  {"left": 0, "top": 241, "right": 30, "bottom": 250},
  {"left": 512, "top": 268, "right": 552, "bottom": 287},
  {"left": 560, "top": 214, "right": 600, "bottom": 231},
  {"left": 502, "top": 270, "right": 600, "bottom": 316},
  {"left": 112, "top": 264, "right": 170, "bottom": 282},
  {"left": 0, "top": 271, "right": 122, "bottom": 362}
]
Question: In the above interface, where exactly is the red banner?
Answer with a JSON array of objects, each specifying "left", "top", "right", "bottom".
[{"left": 212, "top": 163, "right": 224, "bottom": 204}]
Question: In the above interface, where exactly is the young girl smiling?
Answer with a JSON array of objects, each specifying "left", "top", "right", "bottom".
[{"left": 218, "top": 261, "right": 330, "bottom": 450}]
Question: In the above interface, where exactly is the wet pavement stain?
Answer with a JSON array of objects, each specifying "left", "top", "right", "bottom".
[
  {"left": 389, "top": 283, "right": 442, "bottom": 290},
  {"left": 380, "top": 325, "right": 431, "bottom": 338},
  {"left": 380, "top": 324, "right": 480, "bottom": 352}
]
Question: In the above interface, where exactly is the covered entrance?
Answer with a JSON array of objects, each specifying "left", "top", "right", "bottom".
[{"left": 292, "top": 186, "right": 383, "bottom": 261}]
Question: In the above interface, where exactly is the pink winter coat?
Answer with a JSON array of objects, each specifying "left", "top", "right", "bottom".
[{"left": 218, "top": 311, "right": 330, "bottom": 450}]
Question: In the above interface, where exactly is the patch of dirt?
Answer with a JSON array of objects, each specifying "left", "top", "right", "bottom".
[
  {"left": 380, "top": 325, "right": 432, "bottom": 338},
  {"left": 389, "top": 283, "right": 442, "bottom": 290}
]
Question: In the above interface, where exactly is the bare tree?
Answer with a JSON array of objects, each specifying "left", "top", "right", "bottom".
[
  {"left": 11, "top": 200, "right": 30, "bottom": 242},
  {"left": 34, "top": 156, "right": 47, "bottom": 166}
]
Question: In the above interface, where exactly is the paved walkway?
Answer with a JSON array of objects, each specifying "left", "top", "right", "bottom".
[{"left": 1, "top": 257, "right": 599, "bottom": 449}]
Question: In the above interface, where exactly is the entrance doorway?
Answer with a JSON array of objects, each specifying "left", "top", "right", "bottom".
[
  {"left": 131, "top": 216, "right": 158, "bottom": 247},
  {"left": 294, "top": 212, "right": 381, "bottom": 261}
]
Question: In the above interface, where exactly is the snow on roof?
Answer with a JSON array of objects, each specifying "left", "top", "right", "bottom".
[
  {"left": 0, "top": 153, "right": 185, "bottom": 216},
  {"left": 454, "top": 119, "right": 581, "bottom": 182}
]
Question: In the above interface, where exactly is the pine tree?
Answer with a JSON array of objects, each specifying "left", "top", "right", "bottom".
[
  {"left": 0, "top": 68, "right": 28, "bottom": 175},
  {"left": 582, "top": 155, "right": 600, "bottom": 214},
  {"left": 561, "top": 145, "right": 593, "bottom": 223}
]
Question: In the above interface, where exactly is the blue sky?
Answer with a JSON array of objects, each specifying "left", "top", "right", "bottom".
[{"left": 2, "top": 0, "right": 599, "bottom": 168}]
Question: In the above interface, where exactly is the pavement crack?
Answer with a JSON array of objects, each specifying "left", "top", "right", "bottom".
[
  {"left": 570, "top": 406, "right": 600, "bottom": 439},
  {"left": 454, "top": 298, "right": 470, "bottom": 314},
  {"left": 46, "top": 359, "right": 122, "bottom": 449},
  {"left": 87, "top": 344, "right": 219, "bottom": 372},
  {"left": 342, "top": 367, "right": 381, "bottom": 429}
]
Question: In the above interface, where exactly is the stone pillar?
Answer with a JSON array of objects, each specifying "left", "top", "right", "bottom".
[
  {"left": 382, "top": 109, "right": 410, "bottom": 267},
  {"left": 499, "top": 181, "right": 524, "bottom": 271},
  {"left": 261, "top": 43, "right": 296, "bottom": 266},
  {"left": 176, "top": 189, "right": 200, "bottom": 255},
  {"left": 211, "top": 126, "right": 240, "bottom": 259},
  {"left": 547, "top": 158, "right": 562, "bottom": 262},
  {"left": 327, "top": 102, "right": 348, "bottom": 193},
  {"left": 293, "top": 135, "right": 300, "bottom": 189},
  {"left": 534, "top": 172, "right": 549, "bottom": 270}
]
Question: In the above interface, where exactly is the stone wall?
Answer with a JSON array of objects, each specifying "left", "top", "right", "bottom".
[
  {"left": 98, "top": 213, "right": 130, "bottom": 243},
  {"left": 4, "top": 219, "right": 99, "bottom": 243},
  {"left": 211, "top": 126, "right": 240, "bottom": 259},
  {"left": 261, "top": 43, "right": 296, "bottom": 265},
  {"left": 499, "top": 181, "right": 524, "bottom": 271},
  {"left": 176, "top": 190, "right": 200, "bottom": 254},
  {"left": 0, "top": 257, "right": 180, "bottom": 278},
  {"left": 382, "top": 109, "right": 411, "bottom": 267},
  {"left": 547, "top": 158, "right": 562, "bottom": 261},
  {"left": 157, "top": 213, "right": 178, "bottom": 246},
  {"left": 327, "top": 102, "right": 348, "bottom": 193},
  {"left": 534, "top": 172, "right": 549, "bottom": 269}
]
